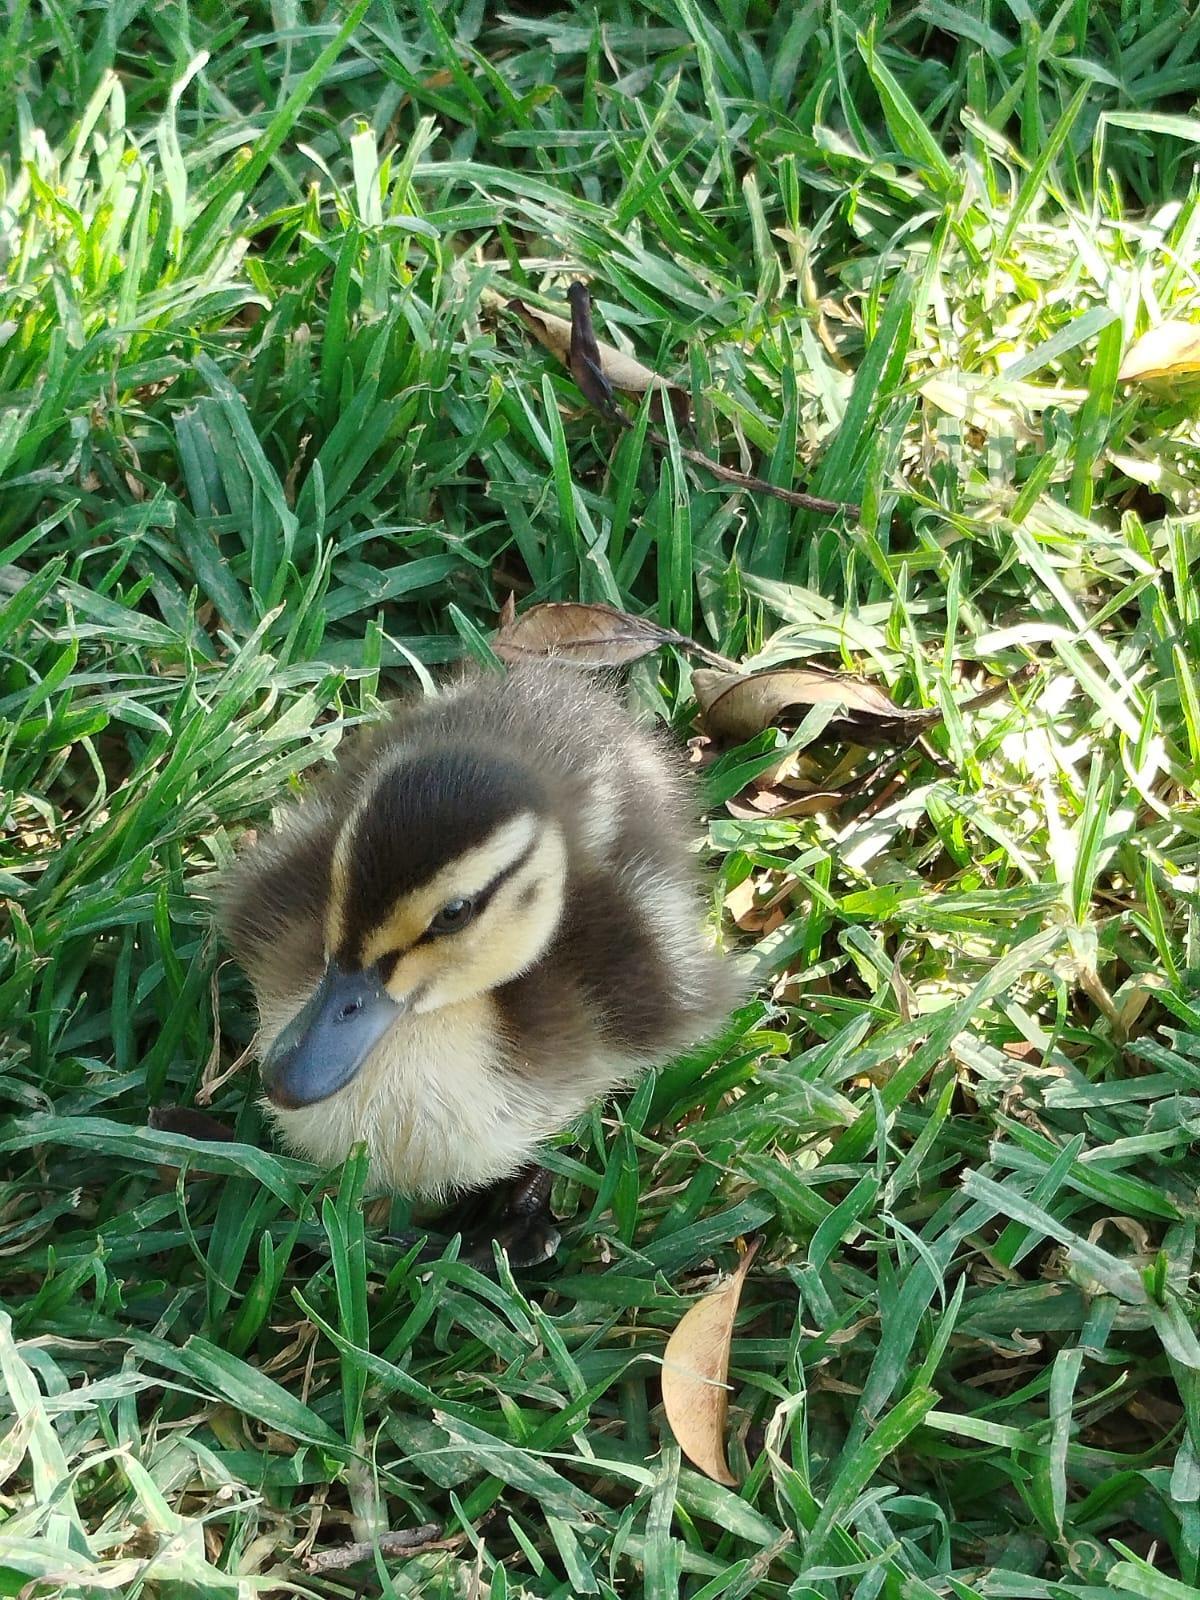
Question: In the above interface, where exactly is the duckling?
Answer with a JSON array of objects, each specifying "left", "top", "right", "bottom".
[{"left": 218, "top": 660, "right": 737, "bottom": 1265}]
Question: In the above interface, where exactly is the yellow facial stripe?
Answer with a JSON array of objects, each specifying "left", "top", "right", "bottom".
[
  {"left": 421, "top": 812, "right": 539, "bottom": 908},
  {"left": 325, "top": 818, "right": 356, "bottom": 956},
  {"left": 364, "top": 822, "right": 567, "bottom": 1006},
  {"left": 349, "top": 811, "right": 541, "bottom": 968}
]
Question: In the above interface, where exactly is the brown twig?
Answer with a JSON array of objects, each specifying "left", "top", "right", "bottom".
[
  {"left": 955, "top": 660, "right": 1040, "bottom": 712},
  {"left": 301, "top": 1523, "right": 445, "bottom": 1574},
  {"left": 680, "top": 637, "right": 742, "bottom": 670},
  {"left": 647, "top": 429, "right": 859, "bottom": 517},
  {"left": 564, "top": 281, "right": 860, "bottom": 519}
]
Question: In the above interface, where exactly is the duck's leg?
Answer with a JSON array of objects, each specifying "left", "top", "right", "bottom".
[
  {"left": 458, "top": 1164, "right": 561, "bottom": 1270},
  {"left": 396, "top": 1164, "right": 560, "bottom": 1272}
]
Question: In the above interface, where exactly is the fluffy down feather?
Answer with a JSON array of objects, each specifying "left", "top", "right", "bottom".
[{"left": 219, "top": 662, "right": 738, "bottom": 1199}]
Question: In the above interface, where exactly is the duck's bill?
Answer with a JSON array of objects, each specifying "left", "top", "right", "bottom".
[{"left": 261, "top": 963, "right": 404, "bottom": 1108}]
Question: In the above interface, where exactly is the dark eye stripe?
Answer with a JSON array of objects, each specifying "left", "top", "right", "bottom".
[
  {"left": 342, "top": 838, "right": 540, "bottom": 968},
  {"left": 340, "top": 752, "right": 545, "bottom": 957},
  {"left": 413, "top": 837, "right": 540, "bottom": 947}
]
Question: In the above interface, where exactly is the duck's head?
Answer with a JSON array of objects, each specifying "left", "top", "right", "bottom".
[{"left": 261, "top": 746, "right": 567, "bottom": 1110}]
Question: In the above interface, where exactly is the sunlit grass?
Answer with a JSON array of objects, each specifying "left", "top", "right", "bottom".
[{"left": 3, "top": 4, "right": 1200, "bottom": 1596}]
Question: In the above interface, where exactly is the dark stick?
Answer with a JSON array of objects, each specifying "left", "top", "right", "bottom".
[
  {"left": 301, "top": 1524, "right": 445, "bottom": 1574},
  {"left": 955, "top": 660, "right": 1040, "bottom": 711},
  {"left": 647, "top": 429, "right": 860, "bottom": 517},
  {"left": 564, "top": 281, "right": 860, "bottom": 519}
]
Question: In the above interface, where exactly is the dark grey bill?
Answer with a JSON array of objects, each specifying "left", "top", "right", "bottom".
[{"left": 261, "top": 962, "right": 404, "bottom": 1108}]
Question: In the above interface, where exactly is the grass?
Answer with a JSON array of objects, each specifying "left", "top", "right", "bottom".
[{"left": 3, "top": 1, "right": 1200, "bottom": 1595}]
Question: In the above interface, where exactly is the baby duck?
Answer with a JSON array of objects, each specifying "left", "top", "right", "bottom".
[{"left": 219, "top": 661, "right": 737, "bottom": 1264}]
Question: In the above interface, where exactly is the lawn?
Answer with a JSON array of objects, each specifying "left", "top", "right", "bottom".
[{"left": 3, "top": 2, "right": 1200, "bottom": 1596}]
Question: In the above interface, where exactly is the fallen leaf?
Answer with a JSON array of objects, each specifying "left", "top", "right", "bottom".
[
  {"left": 686, "top": 734, "right": 717, "bottom": 769},
  {"left": 724, "top": 785, "right": 843, "bottom": 820},
  {"left": 503, "top": 291, "right": 856, "bottom": 516},
  {"left": 494, "top": 601, "right": 729, "bottom": 668},
  {"left": 1114, "top": 971, "right": 1168, "bottom": 1040},
  {"left": 566, "top": 281, "right": 627, "bottom": 426},
  {"left": 1002, "top": 1040, "right": 1041, "bottom": 1063},
  {"left": 751, "top": 746, "right": 830, "bottom": 792},
  {"left": 693, "top": 665, "right": 939, "bottom": 747},
  {"left": 919, "top": 373, "right": 1030, "bottom": 439},
  {"left": 661, "top": 1238, "right": 760, "bottom": 1485},
  {"left": 1118, "top": 320, "right": 1200, "bottom": 383},
  {"left": 722, "top": 876, "right": 765, "bottom": 930},
  {"left": 508, "top": 296, "right": 690, "bottom": 426},
  {"left": 722, "top": 873, "right": 792, "bottom": 934}
]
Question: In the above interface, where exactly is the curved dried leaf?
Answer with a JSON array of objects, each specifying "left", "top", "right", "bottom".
[
  {"left": 723, "top": 874, "right": 792, "bottom": 933},
  {"left": 566, "top": 281, "right": 625, "bottom": 424},
  {"left": 693, "top": 666, "right": 937, "bottom": 746},
  {"left": 494, "top": 601, "right": 682, "bottom": 666},
  {"left": 491, "top": 600, "right": 723, "bottom": 669},
  {"left": 1118, "top": 320, "right": 1200, "bottom": 383},
  {"left": 725, "top": 786, "right": 844, "bottom": 820},
  {"left": 508, "top": 298, "right": 690, "bottom": 425},
  {"left": 661, "top": 1239, "right": 760, "bottom": 1485},
  {"left": 919, "top": 373, "right": 1027, "bottom": 436}
]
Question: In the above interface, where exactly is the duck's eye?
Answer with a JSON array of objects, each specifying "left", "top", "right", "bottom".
[{"left": 428, "top": 896, "right": 475, "bottom": 935}]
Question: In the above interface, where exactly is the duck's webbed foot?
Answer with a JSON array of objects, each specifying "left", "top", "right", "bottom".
[
  {"left": 457, "top": 1164, "right": 561, "bottom": 1271},
  {"left": 393, "top": 1164, "right": 560, "bottom": 1273}
]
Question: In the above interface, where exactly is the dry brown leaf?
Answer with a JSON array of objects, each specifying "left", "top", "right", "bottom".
[
  {"left": 693, "top": 666, "right": 939, "bottom": 747},
  {"left": 1118, "top": 320, "right": 1200, "bottom": 383},
  {"left": 566, "top": 281, "right": 627, "bottom": 425},
  {"left": 494, "top": 601, "right": 729, "bottom": 669},
  {"left": 722, "top": 874, "right": 791, "bottom": 934},
  {"left": 661, "top": 1238, "right": 760, "bottom": 1485},
  {"left": 722, "top": 876, "right": 759, "bottom": 928},
  {"left": 1001, "top": 1040, "right": 1041, "bottom": 1063},
  {"left": 724, "top": 785, "right": 843, "bottom": 820},
  {"left": 502, "top": 290, "right": 856, "bottom": 517},
  {"left": 1114, "top": 972, "right": 1168, "bottom": 1040},
  {"left": 756, "top": 907, "right": 787, "bottom": 936},
  {"left": 919, "top": 373, "right": 1028, "bottom": 438},
  {"left": 507, "top": 297, "right": 690, "bottom": 425},
  {"left": 686, "top": 734, "right": 718, "bottom": 769},
  {"left": 494, "top": 601, "right": 683, "bottom": 666}
]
